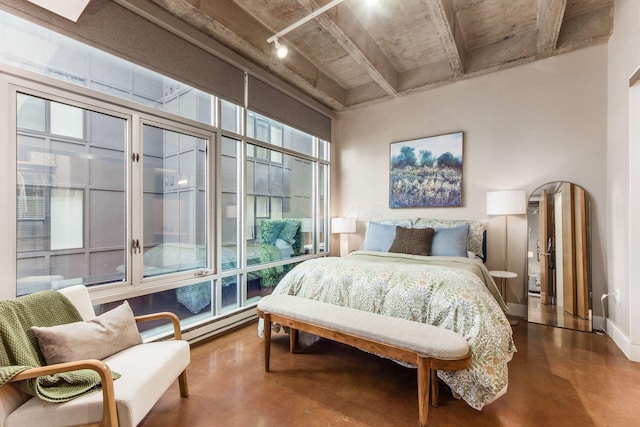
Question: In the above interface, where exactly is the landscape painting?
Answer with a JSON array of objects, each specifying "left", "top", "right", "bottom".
[{"left": 389, "top": 132, "right": 463, "bottom": 208}]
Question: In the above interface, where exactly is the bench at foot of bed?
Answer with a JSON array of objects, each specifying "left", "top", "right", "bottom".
[{"left": 256, "top": 294, "right": 472, "bottom": 427}]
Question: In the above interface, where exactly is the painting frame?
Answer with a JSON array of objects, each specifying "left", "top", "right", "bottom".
[{"left": 389, "top": 131, "right": 464, "bottom": 208}]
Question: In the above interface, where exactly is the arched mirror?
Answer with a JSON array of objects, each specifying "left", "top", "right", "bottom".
[{"left": 527, "top": 182, "right": 592, "bottom": 332}]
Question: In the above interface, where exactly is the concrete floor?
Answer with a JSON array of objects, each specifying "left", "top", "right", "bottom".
[{"left": 142, "top": 320, "right": 639, "bottom": 427}]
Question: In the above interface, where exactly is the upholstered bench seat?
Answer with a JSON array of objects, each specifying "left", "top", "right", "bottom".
[{"left": 257, "top": 294, "right": 471, "bottom": 427}]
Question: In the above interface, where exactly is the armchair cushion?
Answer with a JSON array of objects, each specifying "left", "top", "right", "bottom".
[
  {"left": 6, "top": 341, "right": 189, "bottom": 427},
  {"left": 31, "top": 301, "right": 142, "bottom": 365}
]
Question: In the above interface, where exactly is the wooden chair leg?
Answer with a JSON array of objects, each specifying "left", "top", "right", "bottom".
[
  {"left": 178, "top": 370, "right": 189, "bottom": 397},
  {"left": 264, "top": 313, "right": 272, "bottom": 372}
]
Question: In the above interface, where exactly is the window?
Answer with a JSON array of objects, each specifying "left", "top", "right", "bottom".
[
  {"left": 244, "top": 140, "right": 323, "bottom": 301},
  {"left": 3, "top": 10, "right": 330, "bottom": 340},
  {"left": 16, "top": 93, "right": 127, "bottom": 294},
  {"left": 247, "top": 111, "right": 314, "bottom": 157},
  {"left": 141, "top": 123, "right": 209, "bottom": 278},
  {"left": 0, "top": 10, "right": 215, "bottom": 126}
]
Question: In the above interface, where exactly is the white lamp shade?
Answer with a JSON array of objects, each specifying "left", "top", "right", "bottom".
[
  {"left": 331, "top": 217, "right": 356, "bottom": 234},
  {"left": 486, "top": 190, "right": 527, "bottom": 216}
]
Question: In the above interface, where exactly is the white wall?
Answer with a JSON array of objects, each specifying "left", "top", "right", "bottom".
[
  {"left": 608, "top": 0, "right": 640, "bottom": 361},
  {"left": 334, "top": 44, "right": 608, "bottom": 317}
]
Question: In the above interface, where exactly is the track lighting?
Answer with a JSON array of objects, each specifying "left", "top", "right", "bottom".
[
  {"left": 274, "top": 39, "right": 288, "bottom": 59},
  {"left": 267, "top": 0, "right": 379, "bottom": 59}
]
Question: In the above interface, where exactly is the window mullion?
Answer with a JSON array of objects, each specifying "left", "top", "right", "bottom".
[{"left": 130, "top": 114, "right": 143, "bottom": 285}]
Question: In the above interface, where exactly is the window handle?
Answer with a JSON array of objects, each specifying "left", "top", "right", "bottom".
[
  {"left": 132, "top": 239, "right": 140, "bottom": 254},
  {"left": 194, "top": 269, "right": 214, "bottom": 277}
]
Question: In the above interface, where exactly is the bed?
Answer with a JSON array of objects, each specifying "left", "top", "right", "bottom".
[{"left": 264, "top": 218, "right": 516, "bottom": 410}]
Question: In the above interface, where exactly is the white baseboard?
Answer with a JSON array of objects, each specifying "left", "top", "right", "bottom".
[
  {"left": 182, "top": 308, "right": 257, "bottom": 344},
  {"left": 605, "top": 319, "right": 639, "bottom": 362},
  {"left": 631, "top": 342, "right": 640, "bottom": 362}
]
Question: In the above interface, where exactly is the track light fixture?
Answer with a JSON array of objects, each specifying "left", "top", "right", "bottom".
[
  {"left": 274, "top": 39, "right": 288, "bottom": 59},
  {"left": 268, "top": 0, "right": 376, "bottom": 59},
  {"left": 267, "top": 0, "right": 379, "bottom": 59}
]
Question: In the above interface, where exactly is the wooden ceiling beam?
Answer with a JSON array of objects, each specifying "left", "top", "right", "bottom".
[
  {"left": 537, "top": 0, "right": 567, "bottom": 53},
  {"left": 423, "top": 0, "right": 464, "bottom": 76},
  {"left": 299, "top": 0, "right": 399, "bottom": 96}
]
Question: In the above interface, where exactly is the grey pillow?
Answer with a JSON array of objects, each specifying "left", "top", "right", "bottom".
[
  {"left": 388, "top": 227, "right": 435, "bottom": 256},
  {"left": 362, "top": 221, "right": 398, "bottom": 252},
  {"left": 430, "top": 224, "right": 469, "bottom": 257},
  {"left": 31, "top": 301, "right": 142, "bottom": 365}
]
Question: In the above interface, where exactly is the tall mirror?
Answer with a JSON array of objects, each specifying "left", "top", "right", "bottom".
[{"left": 527, "top": 182, "right": 592, "bottom": 332}]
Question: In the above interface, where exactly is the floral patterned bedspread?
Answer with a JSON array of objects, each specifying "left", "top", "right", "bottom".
[{"left": 270, "top": 250, "right": 517, "bottom": 410}]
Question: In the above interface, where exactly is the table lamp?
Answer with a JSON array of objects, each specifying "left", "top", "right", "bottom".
[{"left": 331, "top": 217, "right": 356, "bottom": 257}]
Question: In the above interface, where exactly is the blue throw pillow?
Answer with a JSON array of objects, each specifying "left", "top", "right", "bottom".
[
  {"left": 430, "top": 224, "right": 469, "bottom": 257},
  {"left": 362, "top": 221, "right": 399, "bottom": 252}
]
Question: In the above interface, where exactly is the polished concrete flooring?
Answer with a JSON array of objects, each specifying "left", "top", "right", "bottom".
[
  {"left": 527, "top": 294, "right": 591, "bottom": 332},
  {"left": 142, "top": 320, "right": 639, "bottom": 427}
]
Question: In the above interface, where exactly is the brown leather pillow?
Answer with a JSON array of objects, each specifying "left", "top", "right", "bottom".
[{"left": 388, "top": 226, "right": 435, "bottom": 256}]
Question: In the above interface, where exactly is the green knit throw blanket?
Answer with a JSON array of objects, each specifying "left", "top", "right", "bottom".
[{"left": 0, "top": 290, "right": 116, "bottom": 402}]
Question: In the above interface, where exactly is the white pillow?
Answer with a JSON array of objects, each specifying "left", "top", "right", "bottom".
[{"left": 31, "top": 301, "right": 142, "bottom": 365}]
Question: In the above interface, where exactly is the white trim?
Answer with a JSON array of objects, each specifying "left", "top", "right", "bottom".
[
  {"left": 606, "top": 319, "right": 637, "bottom": 361},
  {"left": 606, "top": 318, "right": 630, "bottom": 358},
  {"left": 182, "top": 308, "right": 257, "bottom": 343}
]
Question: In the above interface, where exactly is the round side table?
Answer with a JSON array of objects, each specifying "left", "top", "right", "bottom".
[{"left": 489, "top": 270, "right": 519, "bottom": 326}]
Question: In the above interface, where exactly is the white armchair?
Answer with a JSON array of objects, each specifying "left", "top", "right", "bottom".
[{"left": 0, "top": 285, "right": 190, "bottom": 427}]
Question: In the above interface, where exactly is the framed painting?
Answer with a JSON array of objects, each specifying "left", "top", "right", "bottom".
[{"left": 389, "top": 131, "right": 463, "bottom": 208}]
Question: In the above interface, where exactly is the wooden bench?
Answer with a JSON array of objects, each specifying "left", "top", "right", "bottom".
[{"left": 256, "top": 294, "right": 472, "bottom": 427}]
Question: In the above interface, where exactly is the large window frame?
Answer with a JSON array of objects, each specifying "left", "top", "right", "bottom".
[
  {"left": 0, "top": 10, "right": 331, "bottom": 339},
  {"left": 7, "top": 73, "right": 222, "bottom": 300}
]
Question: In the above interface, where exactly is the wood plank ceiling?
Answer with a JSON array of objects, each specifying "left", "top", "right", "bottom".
[{"left": 151, "top": 0, "right": 613, "bottom": 112}]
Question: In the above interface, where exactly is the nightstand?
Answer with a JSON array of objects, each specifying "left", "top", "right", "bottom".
[{"left": 489, "top": 270, "right": 519, "bottom": 326}]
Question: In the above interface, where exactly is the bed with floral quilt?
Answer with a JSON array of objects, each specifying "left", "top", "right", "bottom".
[{"left": 264, "top": 219, "right": 516, "bottom": 411}]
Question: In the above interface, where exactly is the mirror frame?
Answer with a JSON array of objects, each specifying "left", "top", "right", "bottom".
[{"left": 526, "top": 181, "right": 592, "bottom": 332}]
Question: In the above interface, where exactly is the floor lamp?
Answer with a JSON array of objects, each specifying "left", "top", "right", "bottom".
[
  {"left": 487, "top": 190, "right": 527, "bottom": 324},
  {"left": 331, "top": 217, "right": 356, "bottom": 257}
]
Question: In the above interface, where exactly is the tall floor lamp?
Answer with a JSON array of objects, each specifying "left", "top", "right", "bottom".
[
  {"left": 486, "top": 190, "right": 527, "bottom": 270},
  {"left": 487, "top": 190, "right": 527, "bottom": 325},
  {"left": 331, "top": 217, "right": 356, "bottom": 257}
]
